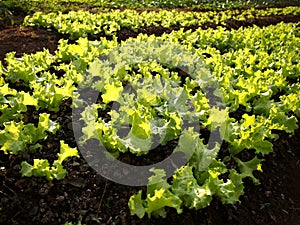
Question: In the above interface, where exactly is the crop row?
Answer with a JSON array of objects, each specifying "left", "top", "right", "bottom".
[
  {"left": 4, "top": 0, "right": 297, "bottom": 14},
  {"left": 23, "top": 6, "right": 300, "bottom": 39}
]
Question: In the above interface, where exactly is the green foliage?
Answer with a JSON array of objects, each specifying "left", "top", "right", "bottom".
[
  {"left": 0, "top": 114, "right": 59, "bottom": 154},
  {"left": 24, "top": 6, "right": 300, "bottom": 40},
  {"left": 129, "top": 168, "right": 183, "bottom": 218},
  {"left": 2, "top": 0, "right": 299, "bottom": 13},
  {"left": 233, "top": 156, "right": 263, "bottom": 185},
  {"left": 20, "top": 140, "right": 79, "bottom": 181},
  {"left": 0, "top": 8, "right": 299, "bottom": 220},
  {"left": 64, "top": 221, "right": 84, "bottom": 225},
  {"left": 129, "top": 161, "right": 244, "bottom": 218}
]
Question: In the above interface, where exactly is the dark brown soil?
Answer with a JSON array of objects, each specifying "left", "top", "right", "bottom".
[
  {"left": 0, "top": 26, "right": 62, "bottom": 65},
  {"left": 0, "top": 12, "right": 300, "bottom": 225}
]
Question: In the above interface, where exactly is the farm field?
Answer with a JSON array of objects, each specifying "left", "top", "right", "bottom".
[{"left": 0, "top": 1, "right": 300, "bottom": 225}]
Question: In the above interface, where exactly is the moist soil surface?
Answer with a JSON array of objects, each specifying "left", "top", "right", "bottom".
[{"left": 0, "top": 12, "right": 300, "bottom": 225}]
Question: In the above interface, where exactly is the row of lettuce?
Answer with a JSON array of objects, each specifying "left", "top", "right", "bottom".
[
  {"left": 3, "top": 0, "right": 297, "bottom": 14},
  {"left": 1, "top": 15, "right": 300, "bottom": 218},
  {"left": 23, "top": 6, "right": 300, "bottom": 39}
]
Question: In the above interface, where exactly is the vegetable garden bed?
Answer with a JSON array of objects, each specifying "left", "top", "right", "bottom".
[{"left": 0, "top": 2, "right": 300, "bottom": 225}]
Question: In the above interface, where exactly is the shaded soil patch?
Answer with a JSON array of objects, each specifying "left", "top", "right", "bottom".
[{"left": 0, "top": 26, "right": 62, "bottom": 65}]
